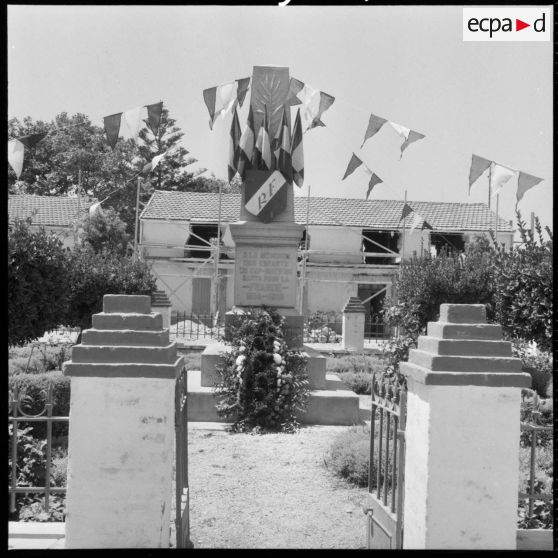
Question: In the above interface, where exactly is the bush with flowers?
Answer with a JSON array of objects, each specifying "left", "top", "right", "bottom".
[{"left": 213, "top": 307, "right": 309, "bottom": 432}]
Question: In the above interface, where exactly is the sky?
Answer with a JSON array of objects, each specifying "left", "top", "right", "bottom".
[{"left": 8, "top": 5, "right": 554, "bottom": 232}]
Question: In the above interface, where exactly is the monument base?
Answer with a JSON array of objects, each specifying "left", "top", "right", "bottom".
[{"left": 190, "top": 341, "right": 360, "bottom": 425}]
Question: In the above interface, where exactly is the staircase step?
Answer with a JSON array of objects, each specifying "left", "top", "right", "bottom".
[
  {"left": 427, "top": 322, "right": 502, "bottom": 340},
  {"left": 408, "top": 349, "right": 523, "bottom": 372},
  {"left": 71, "top": 343, "right": 177, "bottom": 364},
  {"left": 92, "top": 312, "right": 163, "bottom": 331},
  {"left": 418, "top": 336, "right": 512, "bottom": 357},
  {"left": 81, "top": 329, "right": 170, "bottom": 347}
]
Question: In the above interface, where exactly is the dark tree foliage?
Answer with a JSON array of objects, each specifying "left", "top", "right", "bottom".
[
  {"left": 8, "top": 219, "right": 70, "bottom": 346},
  {"left": 80, "top": 206, "right": 131, "bottom": 257}
]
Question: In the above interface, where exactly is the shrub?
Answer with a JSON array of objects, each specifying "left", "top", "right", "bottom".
[
  {"left": 513, "top": 340, "right": 553, "bottom": 398},
  {"left": 80, "top": 206, "right": 131, "bottom": 257},
  {"left": 324, "top": 425, "right": 370, "bottom": 487},
  {"left": 325, "top": 354, "right": 382, "bottom": 394},
  {"left": 65, "top": 245, "right": 157, "bottom": 330},
  {"left": 8, "top": 218, "right": 70, "bottom": 346},
  {"left": 9, "top": 344, "right": 73, "bottom": 375},
  {"left": 213, "top": 307, "right": 309, "bottom": 432},
  {"left": 492, "top": 213, "right": 552, "bottom": 352}
]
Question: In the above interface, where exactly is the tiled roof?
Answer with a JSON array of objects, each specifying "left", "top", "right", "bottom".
[
  {"left": 140, "top": 190, "right": 514, "bottom": 232},
  {"left": 8, "top": 195, "right": 95, "bottom": 228}
]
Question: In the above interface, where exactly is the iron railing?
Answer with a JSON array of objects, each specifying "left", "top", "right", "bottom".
[
  {"left": 170, "top": 312, "right": 224, "bottom": 341},
  {"left": 518, "top": 390, "right": 553, "bottom": 527},
  {"left": 9, "top": 383, "right": 69, "bottom": 516}
]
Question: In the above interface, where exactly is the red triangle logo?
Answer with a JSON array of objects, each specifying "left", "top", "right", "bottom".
[{"left": 516, "top": 19, "right": 530, "bottom": 31}]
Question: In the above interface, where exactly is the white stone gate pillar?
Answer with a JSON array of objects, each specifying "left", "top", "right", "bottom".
[
  {"left": 401, "top": 304, "right": 530, "bottom": 550},
  {"left": 63, "top": 295, "right": 183, "bottom": 548},
  {"left": 342, "top": 296, "right": 365, "bottom": 352}
]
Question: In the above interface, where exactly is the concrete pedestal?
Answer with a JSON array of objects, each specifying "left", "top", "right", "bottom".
[
  {"left": 63, "top": 295, "right": 181, "bottom": 549},
  {"left": 342, "top": 296, "right": 366, "bottom": 352},
  {"left": 401, "top": 304, "right": 531, "bottom": 550}
]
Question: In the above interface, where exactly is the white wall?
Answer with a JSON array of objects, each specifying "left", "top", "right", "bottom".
[
  {"left": 306, "top": 225, "right": 362, "bottom": 264},
  {"left": 141, "top": 220, "right": 189, "bottom": 258}
]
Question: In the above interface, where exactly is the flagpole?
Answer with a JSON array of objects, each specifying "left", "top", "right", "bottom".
[
  {"left": 133, "top": 176, "right": 141, "bottom": 262},
  {"left": 213, "top": 178, "right": 223, "bottom": 316},
  {"left": 75, "top": 168, "right": 82, "bottom": 245},
  {"left": 401, "top": 190, "right": 407, "bottom": 263},
  {"left": 495, "top": 193, "right": 499, "bottom": 248},
  {"left": 488, "top": 164, "right": 492, "bottom": 209},
  {"left": 300, "top": 184, "right": 311, "bottom": 315}
]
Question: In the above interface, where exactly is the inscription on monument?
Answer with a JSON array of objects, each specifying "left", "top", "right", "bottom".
[{"left": 235, "top": 246, "right": 297, "bottom": 307}]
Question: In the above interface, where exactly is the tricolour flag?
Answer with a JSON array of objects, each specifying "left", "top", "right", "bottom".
[
  {"left": 228, "top": 108, "right": 241, "bottom": 182},
  {"left": 291, "top": 108, "right": 304, "bottom": 188},
  {"left": 253, "top": 106, "right": 272, "bottom": 171},
  {"left": 274, "top": 106, "right": 292, "bottom": 182},
  {"left": 468, "top": 154, "right": 492, "bottom": 192},
  {"left": 8, "top": 139, "right": 25, "bottom": 179},
  {"left": 237, "top": 105, "right": 255, "bottom": 181},
  {"left": 104, "top": 112, "right": 123, "bottom": 149},
  {"left": 342, "top": 153, "right": 363, "bottom": 180},
  {"left": 516, "top": 172, "right": 543, "bottom": 207}
]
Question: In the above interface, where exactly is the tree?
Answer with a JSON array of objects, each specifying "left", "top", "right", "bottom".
[
  {"left": 8, "top": 219, "right": 70, "bottom": 346},
  {"left": 80, "top": 206, "right": 131, "bottom": 257}
]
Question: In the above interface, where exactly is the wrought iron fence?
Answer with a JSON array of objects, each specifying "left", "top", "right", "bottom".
[
  {"left": 9, "top": 383, "right": 69, "bottom": 517},
  {"left": 518, "top": 390, "right": 553, "bottom": 528},
  {"left": 169, "top": 312, "right": 224, "bottom": 341}
]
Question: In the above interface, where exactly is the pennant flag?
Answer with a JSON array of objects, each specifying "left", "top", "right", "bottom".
[
  {"left": 142, "top": 151, "right": 167, "bottom": 174},
  {"left": 308, "top": 91, "right": 336, "bottom": 130},
  {"left": 253, "top": 106, "right": 272, "bottom": 171},
  {"left": 291, "top": 108, "right": 304, "bottom": 188},
  {"left": 228, "top": 108, "right": 241, "bottom": 182},
  {"left": 18, "top": 132, "right": 48, "bottom": 149},
  {"left": 342, "top": 153, "right": 363, "bottom": 180},
  {"left": 286, "top": 77, "right": 305, "bottom": 106},
  {"left": 468, "top": 154, "right": 492, "bottom": 192},
  {"left": 361, "top": 113, "right": 388, "bottom": 148},
  {"left": 146, "top": 102, "right": 163, "bottom": 135},
  {"left": 89, "top": 201, "right": 102, "bottom": 218},
  {"left": 122, "top": 106, "right": 144, "bottom": 139},
  {"left": 104, "top": 112, "right": 123, "bottom": 149},
  {"left": 275, "top": 106, "right": 292, "bottom": 182},
  {"left": 237, "top": 105, "right": 255, "bottom": 180},
  {"left": 516, "top": 172, "right": 543, "bottom": 206},
  {"left": 365, "top": 173, "right": 383, "bottom": 199},
  {"left": 8, "top": 139, "right": 25, "bottom": 178},
  {"left": 490, "top": 162, "right": 516, "bottom": 197},
  {"left": 203, "top": 81, "right": 239, "bottom": 130},
  {"left": 408, "top": 211, "right": 433, "bottom": 234},
  {"left": 400, "top": 203, "right": 413, "bottom": 222},
  {"left": 298, "top": 83, "right": 335, "bottom": 131},
  {"left": 236, "top": 77, "right": 250, "bottom": 108},
  {"left": 389, "top": 121, "right": 425, "bottom": 158}
]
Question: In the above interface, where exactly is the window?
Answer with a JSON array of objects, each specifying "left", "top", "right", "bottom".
[
  {"left": 362, "top": 230, "right": 400, "bottom": 265},
  {"left": 185, "top": 224, "right": 219, "bottom": 259},
  {"left": 430, "top": 233, "right": 465, "bottom": 255}
]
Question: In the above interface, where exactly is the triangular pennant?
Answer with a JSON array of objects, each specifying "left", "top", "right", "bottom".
[
  {"left": 8, "top": 139, "right": 25, "bottom": 179},
  {"left": 400, "top": 129, "right": 425, "bottom": 158},
  {"left": 366, "top": 173, "right": 383, "bottom": 199},
  {"left": 389, "top": 121, "right": 411, "bottom": 139},
  {"left": 89, "top": 201, "right": 102, "bottom": 218},
  {"left": 468, "top": 154, "right": 492, "bottom": 191},
  {"left": 18, "top": 132, "right": 48, "bottom": 149},
  {"left": 516, "top": 171, "right": 543, "bottom": 206},
  {"left": 236, "top": 77, "right": 250, "bottom": 108},
  {"left": 286, "top": 77, "right": 305, "bottom": 106},
  {"left": 308, "top": 91, "right": 335, "bottom": 130},
  {"left": 361, "top": 113, "right": 388, "bottom": 148},
  {"left": 342, "top": 153, "right": 363, "bottom": 180},
  {"left": 103, "top": 112, "right": 123, "bottom": 149},
  {"left": 202, "top": 86, "right": 217, "bottom": 130},
  {"left": 422, "top": 220, "right": 433, "bottom": 230},
  {"left": 490, "top": 162, "right": 516, "bottom": 197},
  {"left": 146, "top": 102, "right": 163, "bottom": 135},
  {"left": 291, "top": 108, "right": 304, "bottom": 188},
  {"left": 409, "top": 212, "right": 424, "bottom": 234},
  {"left": 400, "top": 203, "right": 413, "bottom": 222},
  {"left": 228, "top": 108, "right": 241, "bottom": 182},
  {"left": 122, "top": 106, "right": 144, "bottom": 139}
]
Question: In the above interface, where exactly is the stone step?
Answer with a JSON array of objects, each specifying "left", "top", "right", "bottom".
[
  {"left": 92, "top": 312, "right": 163, "bottom": 331},
  {"left": 439, "top": 304, "right": 486, "bottom": 324},
  {"left": 63, "top": 358, "right": 184, "bottom": 379},
  {"left": 427, "top": 322, "right": 502, "bottom": 340},
  {"left": 103, "top": 294, "right": 151, "bottom": 314},
  {"left": 408, "top": 349, "right": 523, "bottom": 373},
  {"left": 71, "top": 343, "right": 177, "bottom": 364},
  {"left": 187, "top": 370, "right": 361, "bottom": 426},
  {"left": 200, "top": 343, "right": 327, "bottom": 389},
  {"left": 418, "top": 336, "right": 512, "bottom": 357},
  {"left": 81, "top": 329, "right": 170, "bottom": 347}
]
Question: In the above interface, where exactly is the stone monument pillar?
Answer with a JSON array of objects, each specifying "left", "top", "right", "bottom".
[
  {"left": 341, "top": 296, "right": 365, "bottom": 352},
  {"left": 63, "top": 295, "right": 182, "bottom": 548},
  {"left": 401, "top": 304, "right": 531, "bottom": 550}
]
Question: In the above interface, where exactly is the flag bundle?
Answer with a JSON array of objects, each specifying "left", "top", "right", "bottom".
[
  {"left": 8, "top": 132, "right": 48, "bottom": 179},
  {"left": 274, "top": 106, "right": 292, "bottom": 182},
  {"left": 103, "top": 102, "right": 163, "bottom": 149},
  {"left": 228, "top": 108, "right": 241, "bottom": 182},
  {"left": 341, "top": 152, "right": 383, "bottom": 199},
  {"left": 237, "top": 106, "right": 255, "bottom": 181},
  {"left": 291, "top": 108, "right": 304, "bottom": 188},
  {"left": 361, "top": 112, "right": 425, "bottom": 158},
  {"left": 468, "top": 154, "right": 544, "bottom": 207},
  {"left": 203, "top": 78, "right": 250, "bottom": 130},
  {"left": 253, "top": 106, "right": 272, "bottom": 171},
  {"left": 399, "top": 203, "right": 433, "bottom": 233}
]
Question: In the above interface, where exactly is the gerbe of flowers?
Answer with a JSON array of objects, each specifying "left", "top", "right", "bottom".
[{"left": 214, "top": 307, "right": 309, "bottom": 432}]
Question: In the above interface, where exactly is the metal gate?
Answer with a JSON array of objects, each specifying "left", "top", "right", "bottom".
[
  {"left": 175, "top": 366, "right": 193, "bottom": 548},
  {"left": 363, "top": 373, "right": 407, "bottom": 549}
]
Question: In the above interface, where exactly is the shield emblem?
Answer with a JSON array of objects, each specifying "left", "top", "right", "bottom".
[{"left": 244, "top": 169, "right": 288, "bottom": 223}]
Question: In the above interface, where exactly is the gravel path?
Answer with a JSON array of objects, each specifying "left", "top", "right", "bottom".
[{"left": 186, "top": 423, "right": 370, "bottom": 549}]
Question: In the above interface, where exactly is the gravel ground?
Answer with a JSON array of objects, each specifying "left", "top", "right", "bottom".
[{"left": 185, "top": 422, "right": 371, "bottom": 549}]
